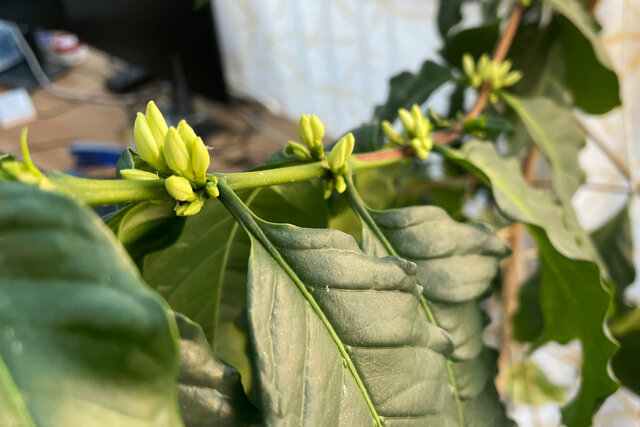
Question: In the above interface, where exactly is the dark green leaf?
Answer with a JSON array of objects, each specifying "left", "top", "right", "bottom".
[
  {"left": 441, "top": 22, "right": 500, "bottom": 69},
  {"left": 175, "top": 313, "right": 259, "bottom": 426},
  {"left": 437, "top": 0, "right": 466, "bottom": 38},
  {"left": 373, "top": 60, "right": 452, "bottom": 123},
  {"left": 609, "top": 307, "right": 640, "bottom": 395},
  {"left": 0, "top": 181, "right": 182, "bottom": 426},
  {"left": 502, "top": 93, "right": 586, "bottom": 202},
  {"left": 543, "top": 0, "right": 620, "bottom": 113},
  {"left": 591, "top": 202, "right": 636, "bottom": 296},
  {"left": 513, "top": 272, "right": 544, "bottom": 343},
  {"left": 436, "top": 141, "right": 618, "bottom": 427},
  {"left": 218, "top": 181, "right": 458, "bottom": 426}
]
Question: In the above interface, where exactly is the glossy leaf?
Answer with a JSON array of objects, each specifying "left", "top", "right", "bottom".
[
  {"left": 436, "top": 140, "right": 618, "bottom": 427},
  {"left": 543, "top": 0, "right": 620, "bottom": 113},
  {"left": 0, "top": 181, "right": 182, "bottom": 426},
  {"left": 175, "top": 313, "right": 259, "bottom": 426},
  {"left": 218, "top": 181, "right": 458, "bottom": 426},
  {"left": 349, "top": 191, "right": 511, "bottom": 426}
]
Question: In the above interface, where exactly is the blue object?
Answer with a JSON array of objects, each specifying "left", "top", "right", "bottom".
[{"left": 70, "top": 143, "right": 124, "bottom": 168}]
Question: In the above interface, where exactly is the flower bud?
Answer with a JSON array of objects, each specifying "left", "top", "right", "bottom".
[
  {"left": 297, "top": 115, "right": 314, "bottom": 147},
  {"left": 381, "top": 120, "right": 403, "bottom": 144},
  {"left": 146, "top": 101, "right": 168, "bottom": 145},
  {"left": 328, "top": 133, "right": 354, "bottom": 172},
  {"left": 134, "top": 113, "right": 162, "bottom": 169},
  {"left": 334, "top": 175, "right": 346, "bottom": 193},
  {"left": 205, "top": 180, "right": 219, "bottom": 198},
  {"left": 310, "top": 115, "right": 325, "bottom": 141},
  {"left": 165, "top": 175, "right": 196, "bottom": 201},
  {"left": 176, "top": 199, "right": 204, "bottom": 216},
  {"left": 177, "top": 120, "right": 198, "bottom": 144},
  {"left": 398, "top": 109, "right": 415, "bottom": 134},
  {"left": 120, "top": 169, "right": 159, "bottom": 180},
  {"left": 412, "top": 105, "right": 428, "bottom": 139},
  {"left": 462, "top": 53, "right": 475, "bottom": 78},
  {"left": 164, "top": 127, "right": 193, "bottom": 178},
  {"left": 286, "top": 141, "right": 312, "bottom": 161},
  {"left": 189, "top": 137, "right": 210, "bottom": 181},
  {"left": 502, "top": 71, "right": 523, "bottom": 87}
]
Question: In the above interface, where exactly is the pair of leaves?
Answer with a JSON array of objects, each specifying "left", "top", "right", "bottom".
[
  {"left": 217, "top": 180, "right": 459, "bottom": 426},
  {"left": 436, "top": 140, "right": 618, "bottom": 427}
]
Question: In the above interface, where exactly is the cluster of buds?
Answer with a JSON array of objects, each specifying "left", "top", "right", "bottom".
[
  {"left": 324, "top": 132, "right": 355, "bottom": 198},
  {"left": 462, "top": 53, "right": 522, "bottom": 102},
  {"left": 286, "top": 115, "right": 326, "bottom": 161},
  {"left": 120, "top": 101, "right": 216, "bottom": 216},
  {"left": 381, "top": 104, "right": 433, "bottom": 160},
  {"left": 0, "top": 129, "right": 51, "bottom": 189}
]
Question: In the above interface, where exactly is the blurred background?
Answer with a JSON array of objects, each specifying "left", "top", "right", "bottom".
[{"left": 0, "top": 0, "right": 638, "bottom": 425}]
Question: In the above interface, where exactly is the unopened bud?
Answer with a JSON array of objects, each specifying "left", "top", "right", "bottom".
[
  {"left": 462, "top": 53, "right": 475, "bottom": 78},
  {"left": 286, "top": 141, "right": 312, "bottom": 161},
  {"left": 205, "top": 180, "right": 219, "bottom": 198},
  {"left": 398, "top": 109, "right": 415, "bottom": 134},
  {"left": 502, "top": 71, "right": 522, "bottom": 87},
  {"left": 120, "top": 169, "right": 159, "bottom": 180},
  {"left": 164, "top": 127, "right": 192, "bottom": 178},
  {"left": 176, "top": 199, "right": 205, "bottom": 216},
  {"left": 381, "top": 120, "right": 403, "bottom": 144},
  {"left": 310, "top": 115, "right": 325, "bottom": 142},
  {"left": 145, "top": 101, "right": 169, "bottom": 145},
  {"left": 189, "top": 137, "right": 210, "bottom": 181},
  {"left": 328, "top": 133, "right": 354, "bottom": 172},
  {"left": 297, "top": 115, "right": 315, "bottom": 147},
  {"left": 134, "top": 113, "right": 162, "bottom": 169},
  {"left": 334, "top": 175, "right": 346, "bottom": 194},
  {"left": 177, "top": 120, "right": 198, "bottom": 144},
  {"left": 165, "top": 175, "right": 196, "bottom": 202}
]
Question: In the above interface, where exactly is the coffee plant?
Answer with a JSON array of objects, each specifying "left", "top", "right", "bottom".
[{"left": 0, "top": 1, "right": 636, "bottom": 426}]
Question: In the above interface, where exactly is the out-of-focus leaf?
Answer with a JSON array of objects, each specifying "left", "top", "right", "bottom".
[
  {"left": 373, "top": 60, "right": 452, "bottom": 123},
  {"left": 508, "top": 359, "right": 568, "bottom": 405},
  {"left": 609, "top": 308, "right": 640, "bottom": 395},
  {"left": 437, "top": 0, "right": 466, "bottom": 38},
  {"left": 591, "top": 202, "right": 636, "bottom": 297},
  {"left": 218, "top": 181, "right": 459, "bottom": 426},
  {"left": 436, "top": 140, "right": 618, "bottom": 427},
  {"left": 502, "top": 93, "right": 585, "bottom": 202},
  {"left": 175, "top": 313, "right": 259, "bottom": 426},
  {"left": 513, "top": 272, "right": 544, "bottom": 343},
  {"left": 543, "top": 0, "right": 620, "bottom": 113},
  {"left": 441, "top": 22, "right": 500, "bottom": 69},
  {"left": 0, "top": 181, "right": 182, "bottom": 426}
]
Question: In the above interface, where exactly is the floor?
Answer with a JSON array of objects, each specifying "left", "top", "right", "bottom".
[{"left": 0, "top": 47, "right": 299, "bottom": 177}]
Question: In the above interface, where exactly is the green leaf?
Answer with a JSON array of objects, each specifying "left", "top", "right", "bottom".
[
  {"left": 437, "top": 0, "right": 466, "bottom": 37},
  {"left": 441, "top": 22, "right": 500, "bottom": 69},
  {"left": 609, "top": 308, "right": 640, "bottom": 395},
  {"left": 501, "top": 93, "right": 586, "bottom": 202},
  {"left": 373, "top": 60, "right": 452, "bottom": 123},
  {"left": 217, "top": 180, "right": 458, "bottom": 426},
  {"left": 0, "top": 181, "right": 182, "bottom": 426},
  {"left": 175, "top": 313, "right": 259, "bottom": 426},
  {"left": 345, "top": 181, "right": 511, "bottom": 426},
  {"left": 513, "top": 272, "right": 544, "bottom": 343},
  {"left": 507, "top": 359, "right": 568, "bottom": 405},
  {"left": 142, "top": 181, "right": 329, "bottom": 388},
  {"left": 591, "top": 202, "right": 636, "bottom": 295},
  {"left": 543, "top": 0, "right": 620, "bottom": 113},
  {"left": 436, "top": 141, "right": 618, "bottom": 427}
]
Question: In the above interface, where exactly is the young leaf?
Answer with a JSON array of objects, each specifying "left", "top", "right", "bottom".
[
  {"left": 175, "top": 313, "right": 259, "bottom": 426},
  {"left": 0, "top": 182, "right": 183, "bottom": 426},
  {"left": 345, "top": 181, "right": 511, "bottom": 426},
  {"left": 218, "top": 181, "right": 458, "bottom": 426},
  {"left": 543, "top": 0, "right": 620, "bottom": 113},
  {"left": 436, "top": 141, "right": 618, "bottom": 427}
]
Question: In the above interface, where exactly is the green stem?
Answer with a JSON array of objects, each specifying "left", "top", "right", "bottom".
[
  {"left": 344, "top": 175, "right": 466, "bottom": 427},
  {"left": 44, "top": 155, "right": 410, "bottom": 206},
  {"left": 216, "top": 179, "right": 383, "bottom": 427}
]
